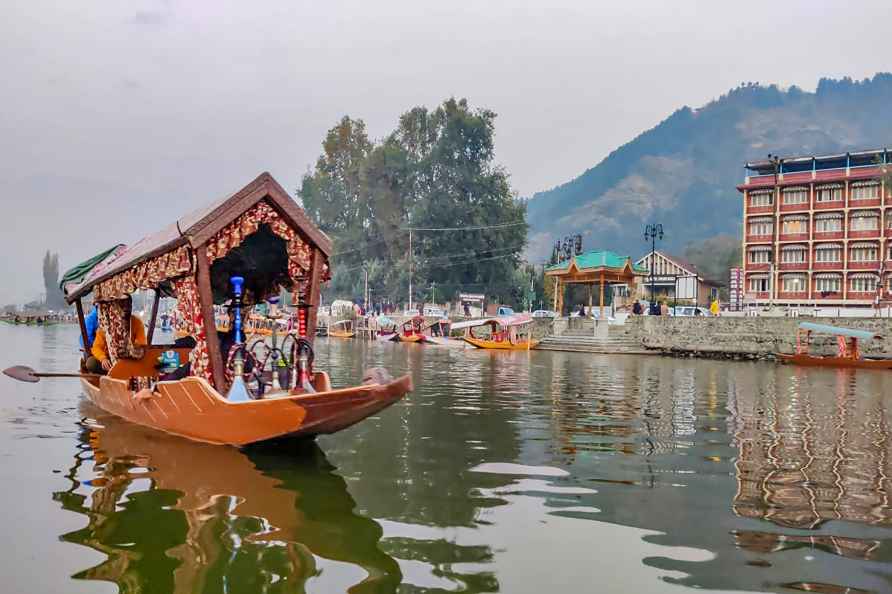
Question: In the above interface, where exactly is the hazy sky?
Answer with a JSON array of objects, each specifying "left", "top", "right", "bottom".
[{"left": 2, "top": 0, "right": 890, "bottom": 305}]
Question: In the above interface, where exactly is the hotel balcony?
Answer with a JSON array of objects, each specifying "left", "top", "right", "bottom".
[
  {"left": 847, "top": 259, "right": 880, "bottom": 270},
  {"left": 849, "top": 197, "right": 882, "bottom": 208},
  {"left": 813, "top": 291, "right": 843, "bottom": 300},
  {"left": 812, "top": 230, "right": 845, "bottom": 240},
  {"left": 777, "top": 261, "right": 808, "bottom": 271},
  {"left": 813, "top": 200, "right": 845, "bottom": 211},
  {"left": 777, "top": 291, "right": 808, "bottom": 300},
  {"left": 746, "top": 205, "right": 774, "bottom": 215},
  {"left": 885, "top": 226, "right": 892, "bottom": 237},
  {"left": 778, "top": 232, "right": 809, "bottom": 242},
  {"left": 848, "top": 228, "right": 881, "bottom": 239},
  {"left": 745, "top": 262, "right": 770, "bottom": 272},
  {"left": 812, "top": 261, "right": 843, "bottom": 271},
  {"left": 745, "top": 234, "right": 773, "bottom": 244},
  {"left": 779, "top": 202, "right": 809, "bottom": 213},
  {"left": 750, "top": 291, "right": 769, "bottom": 300}
]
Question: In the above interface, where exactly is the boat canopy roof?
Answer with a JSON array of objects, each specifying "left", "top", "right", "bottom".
[
  {"left": 62, "top": 173, "right": 332, "bottom": 304},
  {"left": 798, "top": 322, "right": 878, "bottom": 341},
  {"left": 452, "top": 314, "right": 533, "bottom": 330},
  {"left": 331, "top": 319, "right": 353, "bottom": 327}
]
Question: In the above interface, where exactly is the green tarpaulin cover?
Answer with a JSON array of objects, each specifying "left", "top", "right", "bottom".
[{"left": 59, "top": 244, "right": 126, "bottom": 294}]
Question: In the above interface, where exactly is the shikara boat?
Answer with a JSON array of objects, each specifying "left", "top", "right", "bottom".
[
  {"left": 776, "top": 321, "right": 892, "bottom": 370},
  {"left": 391, "top": 315, "right": 428, "bottom": 343},
  {"left": 45, "top": 172, "right": 412, "bottom": 446},
  {"left": 457, "top": 313, "right": 539, "bottom": 350},
  {"left": 328, "top": 319, "right": 355, "bottom": 339}
]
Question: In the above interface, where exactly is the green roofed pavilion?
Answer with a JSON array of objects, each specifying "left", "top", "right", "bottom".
[{"left": 544, "top": 250, "right": 644, "bottom": 317}]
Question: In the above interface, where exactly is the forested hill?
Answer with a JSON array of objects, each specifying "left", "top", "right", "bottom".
[{"left": 526, "top": 73, "right": 892, "bottom": 268}]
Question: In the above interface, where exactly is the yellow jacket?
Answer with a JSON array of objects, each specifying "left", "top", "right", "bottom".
[{"left": 91, "top": 317, "right": 147, "bottom": 363}]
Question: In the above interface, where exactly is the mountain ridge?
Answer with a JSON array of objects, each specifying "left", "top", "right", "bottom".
[{"left": 526, "top": 73, "right": 892, "bottom": 265}]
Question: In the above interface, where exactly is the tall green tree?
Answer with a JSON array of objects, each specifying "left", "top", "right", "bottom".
[{"left": 299, "top": 99, "right": 528, "bottom": 306}]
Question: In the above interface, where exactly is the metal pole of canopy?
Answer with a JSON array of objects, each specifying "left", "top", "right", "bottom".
[{"left": 408, "top": 229, "right": 413, "bottom": 312}]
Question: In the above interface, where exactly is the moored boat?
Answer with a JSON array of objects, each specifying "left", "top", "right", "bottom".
[
  {"left": 391, "top": 315, "right": 428, "bottom": 343},
  {"left": 457, "top": 314, "right": 539, "bottom": 350},
  {"left": 328, "top": 319, "right": 356, "bottom": 339},
  {"left": 39, "top": 172, "right": 412, "bottom": 446},
  {"left": 776, "top": 321, "right": 892, "bottom": 370}
]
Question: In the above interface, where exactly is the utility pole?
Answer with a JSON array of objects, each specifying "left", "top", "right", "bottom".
[
  {"left": 364, "top": 267, "right": 369, "bottom": 310},
  {"left": 408, "top": 229, "right": 413, "bottom": 312}
]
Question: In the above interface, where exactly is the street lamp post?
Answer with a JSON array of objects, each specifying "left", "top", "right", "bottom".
[{"left": 644, "top": 224, "right": 664, "bottom": 314}]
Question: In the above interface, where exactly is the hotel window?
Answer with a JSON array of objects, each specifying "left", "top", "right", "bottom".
[
  {"left": 748, "top": 218, "right": 773, "bottom": 236},
  {"left": 781, "top": 274, "right": 807, "bottom": 293},
  {"left": 782, "top": 187, "right": 808, "bottom": 205},
  {"left": 814, "top": 244, "right": 842, "bottom": 263},
  {"left": 815, "top": 275, "right": 841, "bottom": 293},
  {"left": 814, "top": 214, "right": 843, "bottom": 233},
  {"left": 816, "top": 184, "right": 843, "bottom": 202},
  {"left": 850, "top": 211, "right": 879, "bottom": 231},
  {"left": 781, "top": 216, "right": 807, "bottom": 235},
  {"left": 749, "top": 191, "right": 773, "bottom": 208},
  {"left": 850, "top": 275, "right": 878, "bottom": 293},
  {"left": 851, "top": 181, "right": 879, "bottom": 200},
  {"left": 748, "top": 277, "right": 769, "bottom": 292},
  {"left": 780, "top": 246, "right": 806, "bottom": 264},
  {"left": 748, "top": 248, "right": 772, "bottom": 264},
  {"left": 849, "top": 243, "right": 878, "bottom": 262}
]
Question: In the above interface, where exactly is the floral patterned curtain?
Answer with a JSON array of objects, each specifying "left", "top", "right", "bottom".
[
  {"left": 173, "top": 276, "right": 212, "bottom": 383},
  {"left": 97, "top": 300, "right": 129, "bottom": 364},
  {"left": 94, "top": 245, "right": 192, "bottom": 302}
]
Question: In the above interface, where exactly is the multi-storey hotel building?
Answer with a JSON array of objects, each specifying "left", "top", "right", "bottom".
[{"left": 737, "top": 149, "right": 891, "bottom": 306}]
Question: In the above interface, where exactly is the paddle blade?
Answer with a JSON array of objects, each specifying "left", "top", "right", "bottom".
[{"left": 3, "top": 366, "right": 39, "bottom": 383}]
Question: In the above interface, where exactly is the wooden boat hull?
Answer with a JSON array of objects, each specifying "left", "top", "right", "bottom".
[
  {"left": 392, "top": 334, "right": 426, "bottom": 343},
  {"left": 776, "top": 353, "right": 892, "bottom": 370},
  {"left": 79, "top": 371, "right": 412, "bottom": 446},
  {"left": 463, "top": 337, "right": 539, "bottom": 350},
  {"left": 328, "top": 330, "right": 355, "bottom": 339}
]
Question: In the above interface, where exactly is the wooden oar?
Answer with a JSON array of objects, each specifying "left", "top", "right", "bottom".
[{"left": 2, "top": 365, "right": 101, "bottom": 383}]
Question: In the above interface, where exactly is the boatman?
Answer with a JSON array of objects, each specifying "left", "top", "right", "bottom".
[{"left": 86, "top": 297, "right": 147, "bottom": 374}]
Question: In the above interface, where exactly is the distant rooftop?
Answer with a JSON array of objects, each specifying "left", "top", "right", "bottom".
[
  {"left": 546, "top": 250, "right": 647, "bottom": 274},
  {"left": 745, "top": 148, "right": 891, "bottom": 176}
]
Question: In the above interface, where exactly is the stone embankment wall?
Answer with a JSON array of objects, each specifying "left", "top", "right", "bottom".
[{"left": 625, "top": 316, "right": 892, "bottom": 359}]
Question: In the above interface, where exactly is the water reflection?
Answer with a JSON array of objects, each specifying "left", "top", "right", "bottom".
[
  {"left": 6, "top": 327, "right": 892, "bottom": 593},
  {"left": 54, "top": 405, "right": 402, "bottom": 593}
]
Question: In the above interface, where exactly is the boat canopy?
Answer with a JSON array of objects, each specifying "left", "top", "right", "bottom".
[
  {"left": 798, "top": 322, "right": 878, "bottom": 341},
  {"left": 377, "top": 316, "right": 395, "bottom": 326},
  {"left": 452, "top": 314, "right": 533, "bottom": 330},
  {"left": 62, "top": 172, "right": 332, "bottom": 305},
  {"left": 59, "top": 244, "right": 127, "bottom": 294},
  {"left": 59, "top": 172, "right": 333, "bottom": 391}
]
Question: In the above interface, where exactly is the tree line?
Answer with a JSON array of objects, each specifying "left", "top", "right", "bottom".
[{"left": 298, "top": 98, "right": 529, "bottom": 308}]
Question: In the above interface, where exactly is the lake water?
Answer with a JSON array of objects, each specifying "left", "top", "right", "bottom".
[{"left": 2, "top": 323, "right": 892, "bottom": 593}]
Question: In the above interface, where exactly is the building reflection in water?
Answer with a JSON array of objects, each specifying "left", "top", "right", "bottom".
[
  {"left": 53, "top": 404, "right": 403, "bottom": 594},
  {"left": 729, "top": 366, "right": 892, "bottom": 560}
]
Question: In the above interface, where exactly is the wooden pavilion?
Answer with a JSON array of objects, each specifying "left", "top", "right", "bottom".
[{"left": 545, "top": 250, "right": 644, "bottom": 318}]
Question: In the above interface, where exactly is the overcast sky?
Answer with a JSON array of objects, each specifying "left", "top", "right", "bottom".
[{"left": 1, "top": 0, "right": 890, "bottom": 305}]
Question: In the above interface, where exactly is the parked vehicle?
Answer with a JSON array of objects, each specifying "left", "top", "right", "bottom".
[
  {"left": 402, "top": 308, "right": 420, "bottom": 317},
  {"left": 496, "top": 306, "right": 515, "bottom": 316},
  {"left": 532, "top": 309, "right": 557, "bottom": 318}
]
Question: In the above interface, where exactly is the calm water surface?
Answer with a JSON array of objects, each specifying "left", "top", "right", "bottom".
[{"left": 2, "top": 324, "right": 892, "bottom": 593}]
